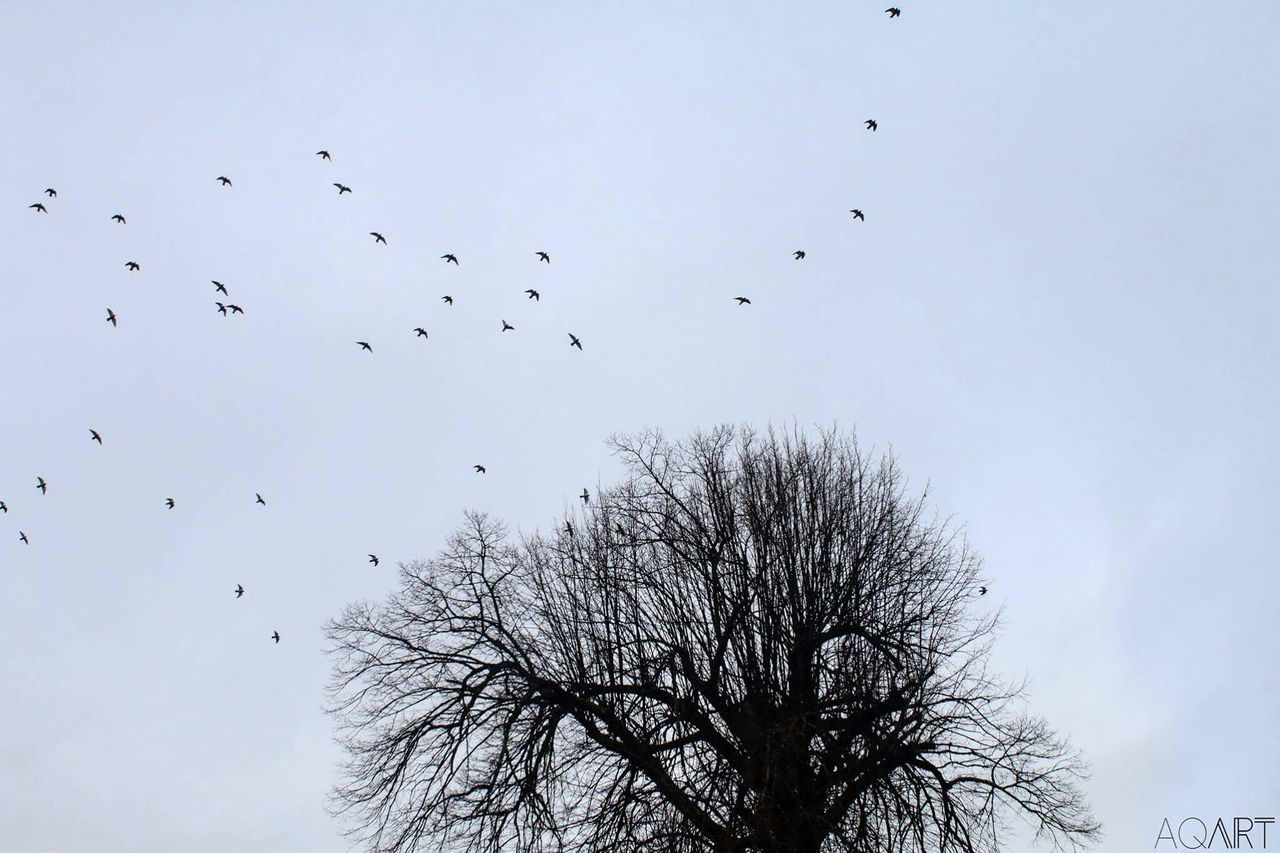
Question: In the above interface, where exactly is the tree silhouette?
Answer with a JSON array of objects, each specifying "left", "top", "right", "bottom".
[{"left": 327, "top": 426, "right": 1099, "bottom": 853}]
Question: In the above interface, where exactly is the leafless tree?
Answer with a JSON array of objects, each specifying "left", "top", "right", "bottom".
[{"left": 327, "top": 425, "right": 1099, "bottom": 853}]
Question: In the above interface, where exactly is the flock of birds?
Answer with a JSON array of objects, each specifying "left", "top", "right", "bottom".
[
  {"left": 15, "top": 159, "right": 608, "bottom": 642},
  {"left": 14, "top": 152, "right": 616, "bottom": 643},
  {"left": 8, "top": 6, "right": 953, "bottom": 647}
]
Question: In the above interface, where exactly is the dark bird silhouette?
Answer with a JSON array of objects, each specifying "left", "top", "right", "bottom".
[
  {"left": 316, "top": 150, "right": 331, "bottom": 160},
  {"left": 368, "top": 554, "right": 379, "bottom": 567},
  {"left": 19, "top": 531, "right": 28, "bottom": 545},
  {"left": 735, "top": 297, "right": 752, "bottom": 305},
  {"left": 106, "top": 309, "right": 118, "bottom": 327},
  {"left": 441, "top": 254, "right": 458, "bottom": 265},
  {"left": 90, "top": 429, "right": 102, "bottom": 445},
  {"left": 885, "top": 7, "right": 901, "bottom": 17},
  {"left": 272, "top": 631, "right": 281, "bottom": 643},
  {"left": 165, "top": 498, "right": 175, "bottom": 509},
  {"left": 216, "top": 302, "right": 228, "bottom": 316},
  {"left": 357, "top": 341, "right": 373, "bottom": 352},
  {"left": 793, "top": 250, "right": 806, "bottom": 260},
  {"left": 29, "top": 203, "right": 47, "bottom": 213},
  {"left": 525, "top": 289, "right": 540, "bottom": 301},
  {"left": 44, "top": 188, "right": 57, "bottom": 198},
  {"left": 125, "top": 261, "right": 140, "bottom": 271},
  {"left": 235, "top": 584, "right": 245, "bottom": 598},
  {"left": 441, "top": 295, "right": 453, "bottom": 305},
  {"left": 501, "top": 320, "right": 515, "bottom": 332},
  {"left": 111, "top": 214, "right": 126, "bottom": 224},
  {"left": 569, "top": 333, "right": 582, "bottom": 350},
  {"left": 865, "top": 119, "right": 878, "bottom": 132},
  {"left": 473, "top": 465, "right": 486, "bottom": 473},
  {"left": 228, "top": 304, "right": 244, "bottom": 314},
  {"left": 0, "top": 501, "right": 7, "bottom": 513},
  {"left": 580, "top": 488, "right": 590, "bottom": 505},
  {"left": 414, "top": 327, "right": 428, "bottom": 338},
  {"left": 849, "top": 209, "right": 865, "bottom": 221},
  {"left": 333, "top": 183, "right": 352, "bottom": 194},
  {"left": 978, "top": 586, "right": 988, "bottom": 596},
  {"left": 212, "top": 280, "right": 228, "bottom": 295},
  {"left": 536, "top": 251, "right": 550, "bottom": 263},
  {"left": 565, "top": 521, "right": 574, "bottom": 537},
  {"left": 255, "top": 493, "right": 267, "bottom": 505},
  {"left": 370, "top": 232, "right": 386, "bottom": 245},
  {"left": 36, "top": 477, "right": 47, "bottom": 495},
  {"left": 216, "top": 176, "right": 232, "bottom": 186}
]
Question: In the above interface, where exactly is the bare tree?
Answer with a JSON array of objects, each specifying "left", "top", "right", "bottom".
[{"left": 327, "top": 425, "right": 1100, "bottom": 853}]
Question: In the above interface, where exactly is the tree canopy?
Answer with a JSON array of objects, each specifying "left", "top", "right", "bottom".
[{"left": 327, "top": 425, "right": 1099, "bottom": 852}]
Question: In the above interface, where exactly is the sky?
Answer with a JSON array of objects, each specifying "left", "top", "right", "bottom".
[{"left": 2, "top": 1, "right": 1278, "bottom": 850}]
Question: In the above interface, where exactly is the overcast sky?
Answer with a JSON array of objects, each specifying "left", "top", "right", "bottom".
[{"left": 2, "top": 2, "right": 1278, "bottom": 850}]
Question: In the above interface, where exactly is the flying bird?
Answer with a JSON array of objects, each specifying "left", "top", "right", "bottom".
[
  {"left": 501, "top": 320, "right": 515, "bottom": 332},
  {"left": 216, "top": 176, "right": 232, "bottom": 186},
  {"left": 885, "top": 7, "right": 901, "bottom": 17},
  {"left": 227, "top": 304, "right": 244, "bottom": 314},
  {"left": 580, "top": 488, "right": 590, "bottom": 505},
  {"left": 215, "top": 302, "right": 228, "bottom": 315},
  {"left": 30, "top": 203, "right": 47, "bottom": 213},
  {"left": 525, "top": 289, "right": 540, "bottom": 301},
  {"left": 473, "top": 465, "right": 486, "bottom": 473},
  {"left": 333, "top": 183, "right": 351, "bottom": 194},
  {"left": 125, "top": 261, "right": 140, "bottom": 271},
  {"left": 36, "top": 477, "right": 47, "bottom": 495},
  {"left": 90, "top": 429, "right": 102, "bottom": 445},
  {"left": 370, "top": 232, "right": 386, "bottom": 245},
  {"left": 272, "top": 631, "right": 281, "bottom": 644},
  {"left": 441, "top": 254, "right": 458, "bottom": 265},
  {"left": 536, "top": 251, "right": 550, "bottom": 263},
  {"left": 441, "top": 295, "right": 453, "bottom": 305},
  {"left": 849, "top": 209, "right": 865, "bottom": 221},
  {"left": 735, "top": 297, "right": 752, "bottom": 305},
  {"left": 414, "top": 327, "right": 428, "bottom": 338},
  {"left": 111, "top": 214, "right": 126, "bottom": 224},
  {"left": 357, "top": 341, "right": 373, "bottom": 352},
  {"left": 19, "top": 532, "right": 28, "bottom": 545},
  {"left": 212, "top": 280, "right": 228, "bottom": 295},
  {"left": 368, "top": 554, "right": 379, "bottom": 567},
  {"left": 316, "top": 150, "right": 331, "bottom": 160},
  {"left": 565, "top": 521, "right": 574, "bottom": 537},
  {"left": 106, "top": 309, "right": 118, "bottom": 327},
  {"left": 569, "top": 333, "right": 582, "bottom": 350},
  {"left": 0, "top": 501, "right": 7, "bottom": 513},
  {"left": 978, "top": 586, "right": 988, "bottom": 596},
  {"left": 793, "top": 250, "right": 806, "bottom": 260},
  {"left": 235, "top": 584, "right": 245, "bottom": 598},
  {"left": 255, "top": 493, "right": 267, "bottom": 505},
  {"left": 44, "top": 188, "right": 57, "bottom": 198},
  {"left": 165, "top": 498, "right": 175, "bottom": 509},
  {"left": 865, "top": 119, "right": 878, "bottom": 132}
]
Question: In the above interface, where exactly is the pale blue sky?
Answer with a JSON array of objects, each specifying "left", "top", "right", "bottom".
[{"left": 2, "top": 2, "right": 1278, "bottom": 850}]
